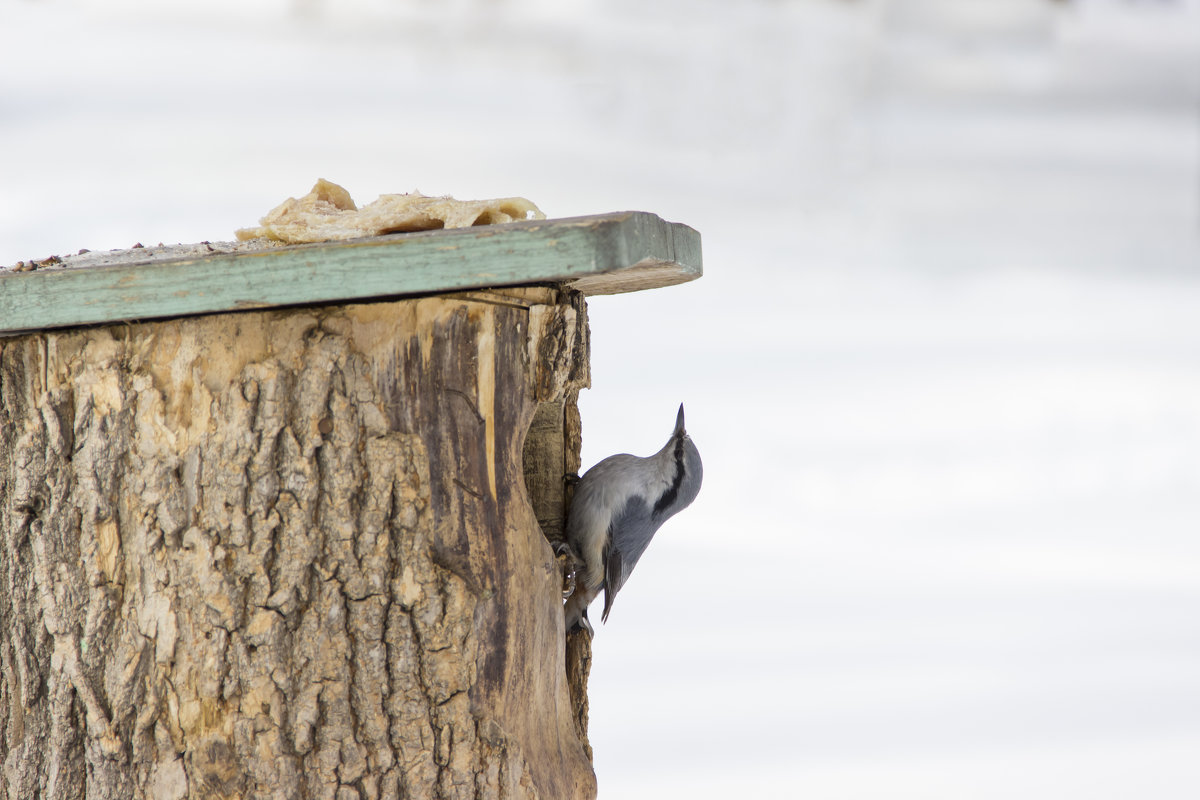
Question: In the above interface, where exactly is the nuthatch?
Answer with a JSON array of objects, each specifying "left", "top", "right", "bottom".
[{"left": 563, "top": 404, "right": 703, "bottom": 633}]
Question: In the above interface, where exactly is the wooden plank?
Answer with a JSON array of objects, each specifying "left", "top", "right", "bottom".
[{"left": 0, "top": 212, "right": 701, "bottom": 335}]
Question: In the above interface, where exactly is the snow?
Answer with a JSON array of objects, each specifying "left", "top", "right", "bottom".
[{"left": 3, "top": 0, "right": 1199, "bottom": 796}]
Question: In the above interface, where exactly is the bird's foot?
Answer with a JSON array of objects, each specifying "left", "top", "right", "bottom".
[{"left": 553, "top": 540, "right": 578, "bottom": 599}]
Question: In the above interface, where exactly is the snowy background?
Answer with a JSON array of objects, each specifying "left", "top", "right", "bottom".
[{"left": 4, "top": 0, "right": 1200, "bottom": 797}]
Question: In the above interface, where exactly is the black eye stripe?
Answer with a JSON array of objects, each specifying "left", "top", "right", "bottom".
[{"left": 652, "top": 437, "right": 686, "bottom": 517}]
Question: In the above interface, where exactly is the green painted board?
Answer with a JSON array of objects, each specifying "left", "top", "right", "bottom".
[{"left": 0, "top": 212, "right": 701, "bottom": 336}]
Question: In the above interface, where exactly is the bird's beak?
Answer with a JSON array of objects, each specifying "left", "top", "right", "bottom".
[{"left": 674, "top": 403, "right": 686, "bottom": 437}]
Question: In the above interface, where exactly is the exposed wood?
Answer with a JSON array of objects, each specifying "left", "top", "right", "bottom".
[
  {"left": 0, "top": 288, "right": 595, "bottom": 799},
  {"left": 0, "top": 213, "right": 701, "bottom": 337}
]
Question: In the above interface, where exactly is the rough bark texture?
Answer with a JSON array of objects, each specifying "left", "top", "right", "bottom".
[{"left": 0, "top": 286, "right": 595, "bottom": 799}]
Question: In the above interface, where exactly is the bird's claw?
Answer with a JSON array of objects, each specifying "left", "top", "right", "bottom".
[{"left": 553, "top": 540, "right": 578, "bottom": 599}]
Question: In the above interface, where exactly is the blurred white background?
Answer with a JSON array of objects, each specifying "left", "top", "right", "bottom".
[{"left": 3, "top": 0, "right": 1200, "bottom": 797}]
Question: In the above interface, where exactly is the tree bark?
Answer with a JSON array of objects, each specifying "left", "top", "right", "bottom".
[{"left": 0, "top": 286, "right": 595, "bottom": 799}]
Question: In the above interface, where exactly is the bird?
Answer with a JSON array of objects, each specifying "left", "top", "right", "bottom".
[{"left": 563, "top": 403, "right": 703, "bottom": 633}]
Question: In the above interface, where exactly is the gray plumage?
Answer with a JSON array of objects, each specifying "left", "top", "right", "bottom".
[{"left": 563, "top": 404, "right": 703, "bottom": 632}]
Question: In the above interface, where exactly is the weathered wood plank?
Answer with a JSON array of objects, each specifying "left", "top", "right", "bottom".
[{"left": 0, "top": 212, "right": 701, "bottom": 335}]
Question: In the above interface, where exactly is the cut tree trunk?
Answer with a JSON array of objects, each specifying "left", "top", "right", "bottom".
[{"left": 0, "top": 286, "right": 595, "bottom": 800}]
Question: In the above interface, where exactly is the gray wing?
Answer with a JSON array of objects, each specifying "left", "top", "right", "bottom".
[{"left": 600, "top": 496, "right": 657, "bottom": 623}]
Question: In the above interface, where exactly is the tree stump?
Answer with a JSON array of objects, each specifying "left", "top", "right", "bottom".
[
  {"left": 0, "top": 286, "right": 593, "bottom": 799},
  {"left": 0, "top": 212, "right": 701, "bottom": 800}
]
